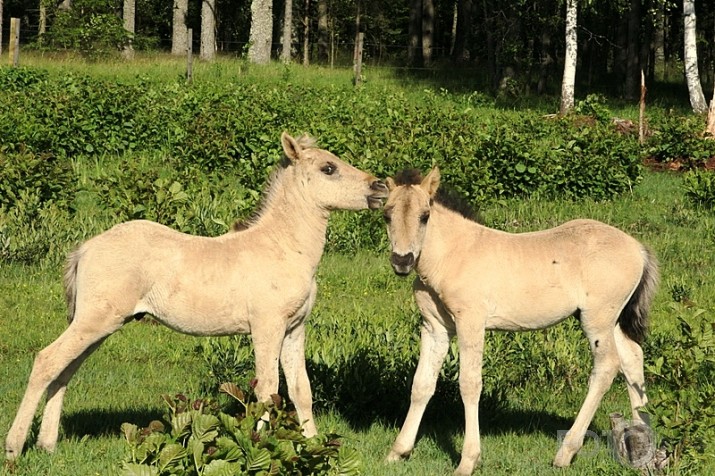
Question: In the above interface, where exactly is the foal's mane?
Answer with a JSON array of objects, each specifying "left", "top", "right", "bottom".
[
  {"left": 393, "top": 169, "right": 481, "bottom": 223},
  {"left": 232, "top": 135, "right": 319, "bottom": 232}
]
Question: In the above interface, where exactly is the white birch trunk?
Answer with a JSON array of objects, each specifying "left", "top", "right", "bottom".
[
  {"left": 123, "top": 0, "right": 136, "bottom": 59},
  {"left": 281, "top": 0, "right": 293, "bottom": 62},
  {"left": 560, "top": 0, "right": 577, "bottom": 114},
  {"left": 422, "top": 0, "right": 434, "bottom": 66},
  {"left": 249, "top": 0, "right": 273, "bottom": 64},
  {"left": 683, "top": 0, "right": 708, "bottom": 114},
  {"left": 200, "top": 0, "right": 217, "bottom": 61},
  {"left": 172, "top": 0, "right": 189, "bottom": 56}
]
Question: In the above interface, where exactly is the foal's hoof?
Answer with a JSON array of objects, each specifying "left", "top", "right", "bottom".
[
  {"left": 552, "top": 452, "right": 574, "bottom": 468},
  {"left": 386, "top": 450, "right": 408, "bottom": 462}
]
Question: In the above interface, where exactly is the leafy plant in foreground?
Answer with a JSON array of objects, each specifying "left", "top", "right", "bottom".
[
  {"left": 120, "top": 382, "right": 360, "bottom": 476},
  {"left": 645, "top": 305, "right": 715, "bottom": 470}
]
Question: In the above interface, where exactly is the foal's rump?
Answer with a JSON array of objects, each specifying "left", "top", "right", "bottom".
[{"left": 476, "top": 219, "right": 656, "bottom": 337}]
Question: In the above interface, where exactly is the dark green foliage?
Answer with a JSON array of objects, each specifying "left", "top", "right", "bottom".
[
  {"left": 644, "top": 306, "right": 715, "bottom": 470},
  {"left": 0, "top": 66, "right": 680, "bottom": 266},
  {"left": 0, "top": 148, "right": 75, "bottom": 210},
  {"left": 683, "top": 170, "right": 715, "bottom": 208},
  {"left": 645, "top": 114, "right": 715, "bottom": 169},
  {"left": 39, "top": 0, "right": 131, "bottom": 60},
  {"left": 120, "top": 383, "right": 360, "bottom": 475}
]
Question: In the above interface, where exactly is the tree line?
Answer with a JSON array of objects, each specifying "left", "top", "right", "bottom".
[{"left": 0, "top": 0, "right": 713, "bottom": 109}]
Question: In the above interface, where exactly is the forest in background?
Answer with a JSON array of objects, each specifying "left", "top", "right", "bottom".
[{"left": 1, "top": 0, "right": 714, "bottom": 101}]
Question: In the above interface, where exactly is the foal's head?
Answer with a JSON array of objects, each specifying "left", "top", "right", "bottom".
[
  {"left": 383, "top": 167, "right": 441, "bottom": 275},
  {"left": 281, "top": 132, "right": 388, "bottom": 211}
]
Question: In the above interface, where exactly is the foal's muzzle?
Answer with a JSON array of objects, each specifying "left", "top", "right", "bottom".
[
  {"left": 390, "top": 252, "right": 415, "bottom": 276},
  {"left": 367, "top": 180, "right": 389, "bottom": 210}
]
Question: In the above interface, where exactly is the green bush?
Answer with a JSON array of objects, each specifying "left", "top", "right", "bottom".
[
  {"left": 683, "top": 170, "right": 715, "bottom": 208},
  {"left": 120, "top": 383, "right": 360, "bottom": 475},
  {"left": 644, "top": 305, "right": 715, "bottom": 470},
  {"left": 645, "top": 114, "right": 715, "bottom": 168}
]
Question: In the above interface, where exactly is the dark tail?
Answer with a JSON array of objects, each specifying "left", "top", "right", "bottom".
[
  {"left": 63, "top": 247, "right": 83, "bottom": 323},
  {"left": 618, "top": 247, "right": 659, "bottom": 344}
]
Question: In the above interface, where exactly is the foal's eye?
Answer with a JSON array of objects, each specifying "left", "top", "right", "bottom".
[
  {"left": 321, "top": 162, "right": 337, "bottom": 175},
  {"left": 419, "top": 212, "right": 430, "bottom": 224}
]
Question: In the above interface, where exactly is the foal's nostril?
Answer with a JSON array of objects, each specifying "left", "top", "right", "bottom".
[
  {"left": 390, "top": 252, "right": 415, "bottom": 268},
  {"left": 371, "top": 180, "right": 389, "bottom": 193}
]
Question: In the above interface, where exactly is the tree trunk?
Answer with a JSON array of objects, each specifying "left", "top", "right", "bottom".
[
  {"left": 302, "top": 0, "right": 310, "bottom": 65},
  {"left": 624, "top": 0, "right": 640, "bottom": 99},
  {"left": 482, "top": 0, "right": 496, "bottom": 88},
  {"left": 683, "top": 0, "right": 708, "bottom": 113},
  {"left": 172, "top": 0, "right": 188, "bottom": 56},
  {"left": 200, "top": 0, "right": 217, "bottom": 61},
  {"left": 560, "top": 0, "right": 577, "bottom": 114},
  {"left": 654, "top": 1, "right": 665, "bottom": 80},
  {"left": 408, "top": 0, "right": 421, "bottom": 66},
  {"left": 249, "top": 0, "right": 273, "bottom": 64},
  {"left": 281, "top": 0, "right": 293, "bottom": 62},
  {"left": 422, "top": 0, "right": 434, "bottom": 66},
  {"left": 317, "top": 0, "right": 328, "bottom": 63},
  {"left": 707, "top": 80, "right": 715, "bottom": 136},
  {"left": 452, "top": 0, "right": 472, "bottom": 63},
  {"left": 39, "top": 5, "right": 46, "bottom": 36},
  {"left": 1, "top": 0, "right": 4, "bottom": 56},
  {"left": 123, "top": 0, "right": 136, "bottom": 59}
]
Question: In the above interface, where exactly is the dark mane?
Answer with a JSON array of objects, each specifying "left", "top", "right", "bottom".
[{"left": 392, "top": 168, "right": 481, "bottom": 223}]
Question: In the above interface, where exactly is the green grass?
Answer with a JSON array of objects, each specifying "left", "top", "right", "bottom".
[{"left": 2, "top": 170, "right": 713, "bottom": 474}]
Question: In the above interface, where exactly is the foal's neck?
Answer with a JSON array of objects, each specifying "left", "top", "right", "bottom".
[
  {"left": 251, "top": 168, "right": 330, "bottom": 263},
  {"left": 417, "top": 203, "right": 479, "bottom": 285}
]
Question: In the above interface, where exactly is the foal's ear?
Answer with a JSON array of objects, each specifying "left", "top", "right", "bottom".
[
  {"left": 421, "top": 167, "right": 440, "bottom": 197},
  {"left": 281, "top": 132, "right": 302, "bottom": 163}
]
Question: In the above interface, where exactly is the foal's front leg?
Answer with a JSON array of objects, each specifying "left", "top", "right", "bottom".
[
  {"left": 280, "top": 322, "right": 317, "bottom": 437},
  {"left": 388, "top": 281, "right": 452, "bottom": 462},
  {"left": 454, "top": 315, "right": 486, "bottom": 476}
]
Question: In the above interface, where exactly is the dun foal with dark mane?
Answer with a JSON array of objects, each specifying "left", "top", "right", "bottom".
[
  {"left": 383, "top": 168, "right": 659, "bottom": 475},
  {"left": 5, "top": 132, "right": 389, "bottom": 460}
]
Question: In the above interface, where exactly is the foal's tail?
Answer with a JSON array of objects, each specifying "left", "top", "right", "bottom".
[
  {"left": 63, "top": 247, "right": 84, "bottom": 323},
  {"left": 618, "top": 247, "right": 660, "bottom": 344}
]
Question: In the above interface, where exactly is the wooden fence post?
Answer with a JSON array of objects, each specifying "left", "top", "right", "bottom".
[
  {"left": 353, "top": 32, "right": 364, "bottom": 86},
  {"left": 9, "top": 17, "right": 20, "bottom": 67},
  {"left": 186, "top": 28, "right": 193, "bottom": 84}
]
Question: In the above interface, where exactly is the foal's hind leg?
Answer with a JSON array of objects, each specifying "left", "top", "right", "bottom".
[
  {"left": 614, "top": 326, "right": 649, "bottom": 425},
  {"left": 553, "top": 319, "right": 621, "bottom": 467},
  {"left": 36, "top": 338, "right": 106, "bottom": 452},
  {"left": 5, "top": 319, "right": 119, "bottom": 459},
  {"left": 388, "top": 280, "right": 452, "bottom": 463}
]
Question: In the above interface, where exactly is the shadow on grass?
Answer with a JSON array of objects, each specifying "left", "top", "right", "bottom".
[
  {"left": 61, "top": 408, "right": 163, "bottom": 439},
  {"left": 306, "top": 347, "right": 579, "bottom": 465}
]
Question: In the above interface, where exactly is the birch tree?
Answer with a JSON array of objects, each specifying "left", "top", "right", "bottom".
[
  {"left": 249, "top": 0, "right": 273, "bottom": 64},
  {"left": 281, "top": 0, "right": 293, "bottom": 62},
  {"left": 200, "top": 0, "right": 217, "bottom": 61},
  {"left": 408, "top": 0, "right": 421, "bottom": 65},
  {"left": 123, "top": 0, "right": 136, "bottom": 59},
  {"left": 422, "top": 0, "right": 434, "bottom": 66},
  {"left": 172, "top": 0, "right": 189, "bottom": 55},
  {"left": 683, "top": 0, "right": 707, "bottom": 113},
  {"left": 560, "top": 0, "right": 577, "bottom": 114},
  {"left": 317, "top": 0, "right": 328, "bottom": 62}
]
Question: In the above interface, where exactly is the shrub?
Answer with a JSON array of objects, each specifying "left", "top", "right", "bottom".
[
  {"left": 120, "top": 383, "right": 360, "bottom": 475},
  {"left": 683, "top": 170, "right": 715, "bottom": 209},
  {"left": 645, "top": 114, "right": 715, "bottom": 168},
  {"left": 644, "top": 305, "right": 715, "bottom": 470}
]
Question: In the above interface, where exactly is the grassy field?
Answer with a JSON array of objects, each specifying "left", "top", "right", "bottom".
[{"left": 1, "top": 168, "right": 713, "bottom": 475}]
